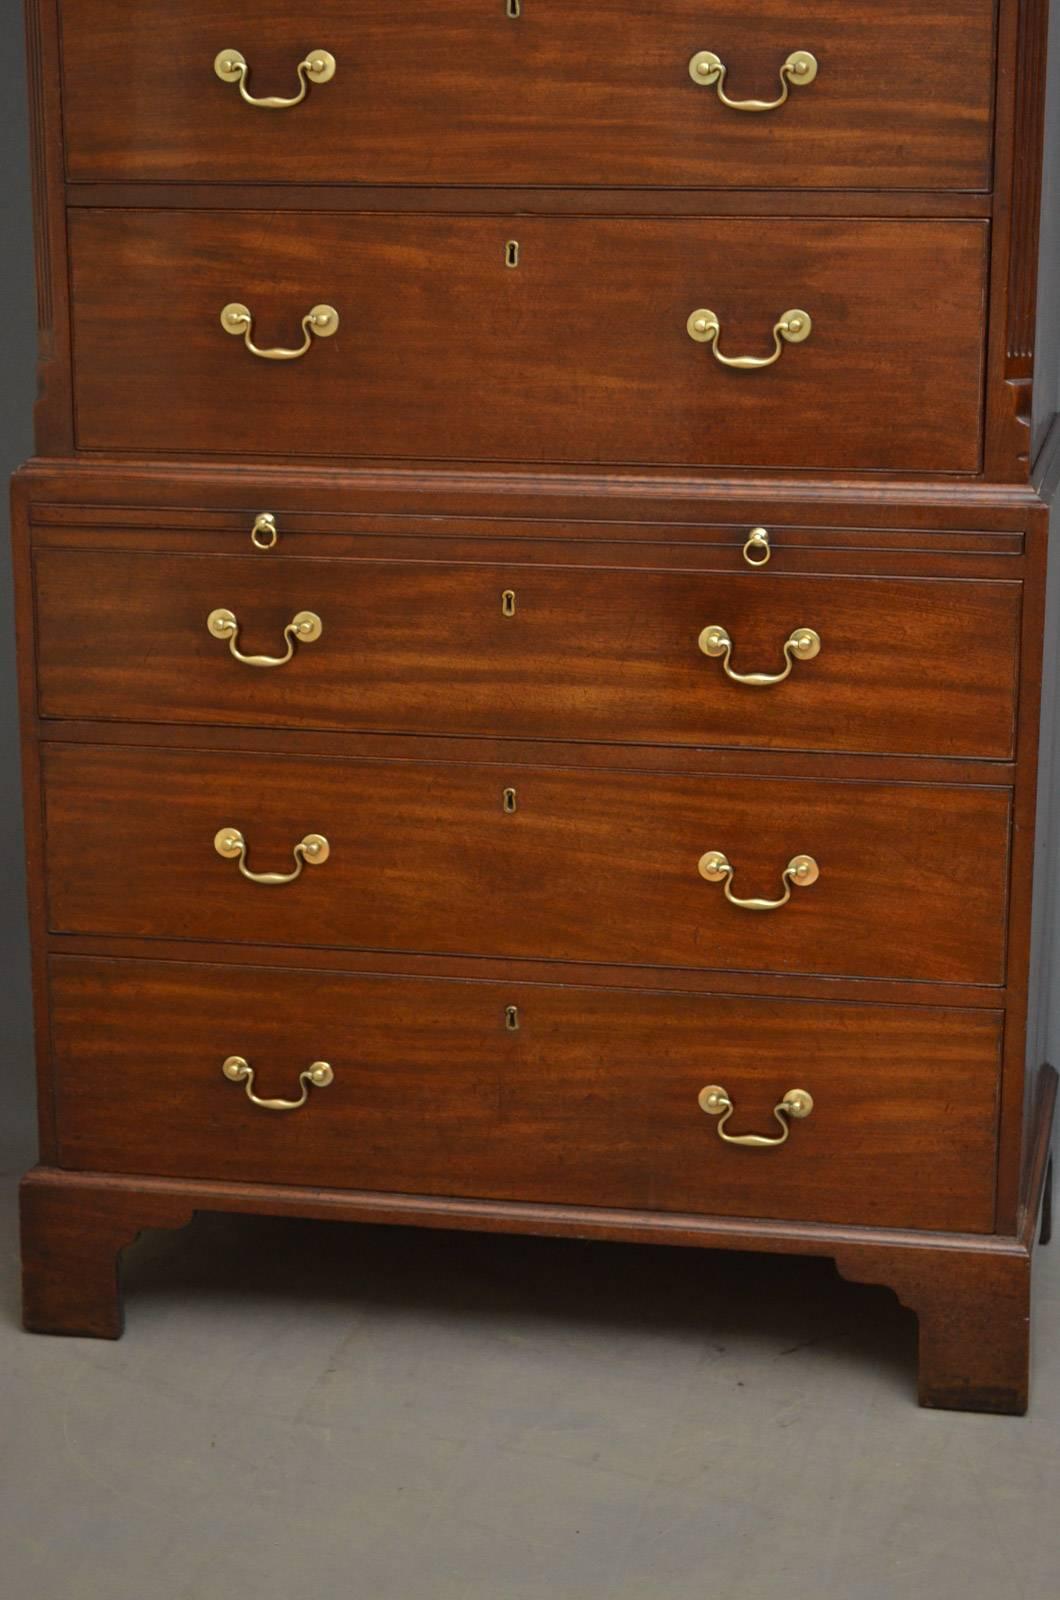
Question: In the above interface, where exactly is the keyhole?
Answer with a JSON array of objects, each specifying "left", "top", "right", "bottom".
[
  {"left": 502, "top": 589, "right": 517, "bottom": 617},
  {"left": 503, "top": 788, "right": 518, "bottom": 814},
  {"left": 505, "top": 241, "right": 520, "bottom": 269},
  {"left": 507, "top": 0, "right": 521, "bottom": 17},
  {"left": 505, "top": 1005, "right": 520, "bottom": 1032}
]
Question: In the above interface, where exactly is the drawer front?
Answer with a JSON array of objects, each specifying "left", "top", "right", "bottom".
[
  {"left": 34, "top": 546, "right": 1021, "bottom": 760},
  {"left": 49, "top": 957, "right": 1002, "bottom": 1232},
  {"left": 60, "top": 1, "right": 995, "bottom": 191},
  {"left": 68, "top": 211, "right": 988, "bottom": 474},
  {"left": 43, "top": 745, "right": 1011, "bottom": 985}
]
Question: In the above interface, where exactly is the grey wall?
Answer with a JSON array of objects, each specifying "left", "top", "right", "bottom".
[
  {"left": 1036, "top": 0, "right": 1060, "bottom": 451},
  {"left": 1, "top": 5, "right": 35, "bottom": 1154},
  {"left": 1035, "top": 0, "right": 1060, "bottom": 1076}
]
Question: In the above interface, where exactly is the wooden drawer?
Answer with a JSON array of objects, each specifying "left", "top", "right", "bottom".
[
  {"left": 33, "top": 544, "right": 1021, "bottom": 760},
  {"left": 42, "top": 745, "right": 1011, "bottom": 985},
  {"left": 68, "top": 211, "right": 988, "bottom": 474},
  {"left": 48, "top": 956, "right": 1002, "bottom": 1233},
  {"left": 59, "top": 1, "right": 996, "bottom": 191}
]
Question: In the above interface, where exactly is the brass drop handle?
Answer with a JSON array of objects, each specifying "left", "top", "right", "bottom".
[
  {"left": 699, "top": 1085, "right": 814, "bottom": 1147},
  {"left": 223, "top": 1055, "right": 334, "bottom": 1112},
  {"left": 214, "top": 827, "right": 330, "bottom": 885},
  {"left": 698, "top": 851, "right": 819, "bottom": 911},
  {"left": 688, "top": 49, "right": 818, "bottom": 111},
  {"left": 220, "top": 302, "right": 339, "bottom": 361},
  {"left": 688, "top": 308, "right": 812, "bottom": 369},
  {"left": 699, "top": 624, "right": 821, "bottom": 686},
  {"left": 214, "top": 48, "right": 337, "bottom": 109},
  {"left": 207, "top": 607, "right": 322, "bottom": 668}
]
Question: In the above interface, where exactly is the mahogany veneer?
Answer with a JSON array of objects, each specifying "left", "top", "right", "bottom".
[
  {"left": 12, "top": 0, "right": 1059, "bottom": 1413},
  {"left": 41, "top": 742, "right": 1012, "bottom": 985},
  {"left": 58, "top": 0, "right": 997, "bottom": 190},
  {"left": 32, "top": 543, "right": 1022, "bottom": 758},
  {"left": 48, "top": 957, "right": 1003, "bottom": 1233},
  {"left": 68, "top": 210, "right": 988, "bottom": 472}
]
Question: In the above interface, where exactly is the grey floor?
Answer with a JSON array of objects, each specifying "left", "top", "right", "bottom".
[{"left": 2, "top": 1139, "right": 1059, "bottom": 1600}]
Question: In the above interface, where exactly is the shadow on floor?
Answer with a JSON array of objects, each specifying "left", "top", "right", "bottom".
[{"left": 99, "top": 1207, "right": 918, "bottom": 1397}]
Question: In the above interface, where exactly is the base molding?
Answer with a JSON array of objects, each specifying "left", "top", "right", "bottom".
[{"left": 20, "top": 1065, "right": 1056, "bottom": 1413}]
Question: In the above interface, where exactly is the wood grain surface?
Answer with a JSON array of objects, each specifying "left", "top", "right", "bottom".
[
  {"left": 67, "top": 211, "right": 989, "bottom": 473},
  {"left": 33, "top": 545, "right": 1022, "bottom": 759},
  {"left": 47, "top": 956, "right": 1003, "bottom": 1231},
  {"left": 41, "top": 742, "right": 1012, "bottom": 984},
  {"left": 58, "top": 0, "right": 996, "bottom": 191}
]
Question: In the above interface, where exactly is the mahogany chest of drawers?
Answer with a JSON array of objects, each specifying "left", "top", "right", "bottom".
[{"left": 13, "top": 0, "right": 1059, "bottom": 1413}]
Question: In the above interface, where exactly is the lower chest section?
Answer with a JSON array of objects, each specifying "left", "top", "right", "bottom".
[{"left": 24, "top": 493, "right": 1032, "bottom": 1245}]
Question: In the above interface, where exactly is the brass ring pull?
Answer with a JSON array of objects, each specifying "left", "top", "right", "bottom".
[
  {"left": 220, "top": 302, "right": 339, "bottom": 361},
  {"left": 214, "top": 827, "right": 330, "bottom": 885},
  {"left": 699, "top": 1085, "right": 814, "bottom": 1147},
  {"left": 688, "top": 49, "right": 818, "bottom": 111},
  {"left": 699, "top": 624, "right": 821, "bottom": 686},
  {"left": 251, "top": 513, "right": 279, "bottom": 550},
  {"left": 214, "top": 48, "right": 337, "bottom": 109},
  {"left": 206, "top": 607, "right": 322, "bottom": 668},
  {"left": 698, "top": 851, "right": 819, "bottom": 911},
  {"left": 687, "top": 308, "right": 812, "bottom": 369},
  {"left": 223, "top": 1056, "right": 334, "bottom": 1112},
  {"left": 743, "top": 527, "right": 771, "bottom": 566}
]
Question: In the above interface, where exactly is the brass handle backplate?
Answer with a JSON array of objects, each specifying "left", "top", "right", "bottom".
[
  {"left": 688, "top": 49, "right": 818, "bottom": 111},
  {"left": 207, "top": 607, "right": 322, "bottom": 667},
  {"left": 221, "top": 302, "right": 339, "bottom": 361},
  {"left": 214, "top": 48, "right": 336, "bottom": 109},
  {"left": 698, "top": 851, "right": 819, "bottom": 911},
  {"left": 699, "top": 624, "right": 821, "bottom": 686},
  {"left": 699, "top": 1084, "right": 814, "bottom": 1147},
  {"left": 688, "top": 308, "right": 812, "bottom": 369},
  {"left": 223, "top": 1055, "right": 334, "bottom": 1111},
  {"left": 214, "top": 827, "right": 330, "bottom": 885}
]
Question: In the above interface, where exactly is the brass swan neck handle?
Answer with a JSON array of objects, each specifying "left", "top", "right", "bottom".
[
  {"left": 220, "top": 303, "right": 339, "bottom": 361},
  {"left": 222, "top": 1056, "right": 334, "bottom": 1112},
  {"left": 206, "top": 607, "right": 322, "bottom": 668},
  {"left": 699, "top": 624, "right": 821, "bottom": 686},
  {"left": 688, "top": 308, "right": 812, "bottom": 369},
  {"left": 699, "top": 1085, "right": 814, "bottom": 1147},
  {"left": 214, "top": 828, "right": 330, "bottom": 885},
  {"left": 698, "top": 851, "right": 819, "bottom": 911},
  {"left": 214, "top": 48, "right": 337, "bottom": 110},
  {"left": 688, "top": 49, "right": 818, "bottom": 112}
]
